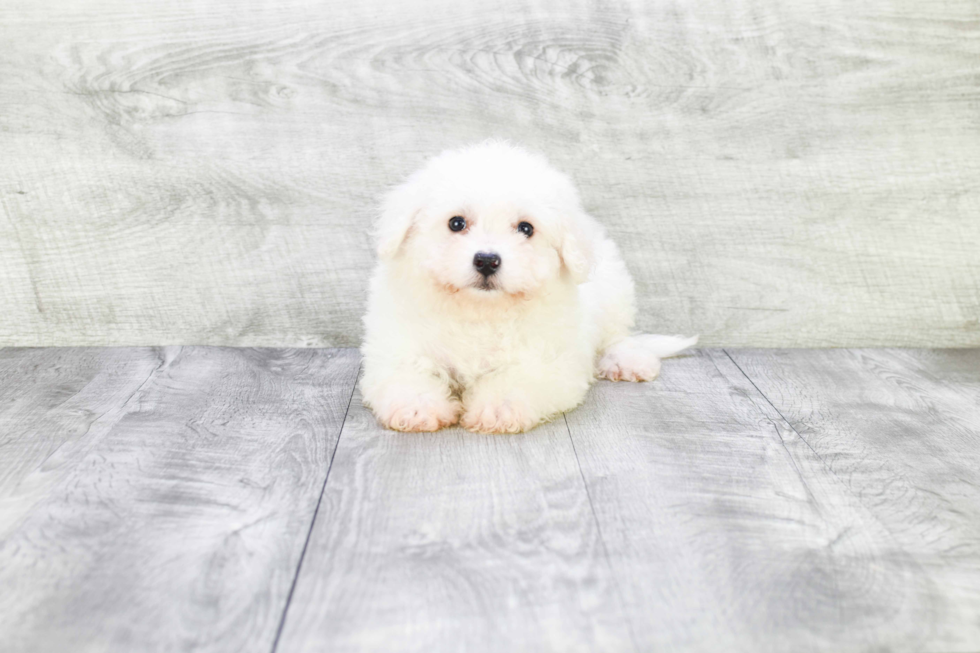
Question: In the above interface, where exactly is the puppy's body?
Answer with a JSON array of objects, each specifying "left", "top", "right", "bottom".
[{"left": 362, "top": 142, "right": 695, "bottom": 433}]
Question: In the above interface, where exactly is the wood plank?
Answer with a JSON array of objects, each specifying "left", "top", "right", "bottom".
[
  {"left": 0, "top": 347, "right": 164, "bottom": 536},
  {"left": 276, "top": 382, "right": 633, "bottom": 653},
  {"left": 0, "top": 346, "right": 360, "bottom": 653},
  {"left": 566, "top": 349, "right": 964, "bottom": 651},
  {"left": 2, "top": 0, "right": 979, "bottom": 347},
  {"left": 724, "top": 347, "right": 980, "bottom": 650}
]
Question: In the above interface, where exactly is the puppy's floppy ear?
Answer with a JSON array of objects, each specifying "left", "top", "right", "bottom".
[
  {"left": 375, "top": 178, "right": 425, "bottom": 260},
  {"left": 558, "top": 209, "right": 597, "bottom": 284}
]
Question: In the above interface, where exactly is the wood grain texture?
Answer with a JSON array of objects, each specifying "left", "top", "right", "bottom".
[
  {"left": 0, "top": 347, "right": 163, "bottom": 537},
  {"left": 275, "top": 383, "right": 633, "bottom": 653},
  {"left": 724, "top": 347, "right": 980, "bottom": 651},
  {"left": 2, "top": 346, "right": 979, "bottom": 651},
  {"left": 1, "top": 0, "right": 978, "bottom": 347},
  {"left": 566, "top": 349, "right": 980, "bottom": 652},
  {"left": 0, "top": 346, "right": 359, "bottom": 653}
]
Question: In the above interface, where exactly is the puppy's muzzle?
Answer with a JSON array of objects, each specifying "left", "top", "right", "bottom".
[{"left": 473, "top": 251, "right": 501, "bottom": 277}]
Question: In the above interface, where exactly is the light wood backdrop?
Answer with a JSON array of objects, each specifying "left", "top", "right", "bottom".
[{"left": 1, "top": 0, "right": 978, "bottom": 347}]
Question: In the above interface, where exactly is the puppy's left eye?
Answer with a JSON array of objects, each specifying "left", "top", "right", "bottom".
[
  {"left": 517, "top": 221, "right": 534, "bottom": 238},
  {"left": 448, "top": 216, "right": 466, "bottom": 232}
]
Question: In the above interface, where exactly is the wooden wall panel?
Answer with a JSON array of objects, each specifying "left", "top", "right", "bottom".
[{"left": 1, "top": 0, "right": 977, "bottom": 346}]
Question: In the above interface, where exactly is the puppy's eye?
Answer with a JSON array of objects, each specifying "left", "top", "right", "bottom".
[
  {"left": 448, "top": 216, "right": 466, "bottom": 232},
  {"left": 517, "top": 221, "right": 534, "bottom": 238}
]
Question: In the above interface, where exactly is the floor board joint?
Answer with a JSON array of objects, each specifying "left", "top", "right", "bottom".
[
  {"left": 562, "top": 412, "right": 640, "bottom": 653},
  {"left": 269, "top": 362, "right": 361, "bottom": 653},
  {"left": 722, "top": 349, "right": 823, "bottom": 458}
]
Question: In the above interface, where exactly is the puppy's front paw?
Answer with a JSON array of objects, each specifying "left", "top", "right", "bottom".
[
  {"left": 461, "top": 398, "right": 537, "bottom": 434},
  {"left": 375, "top": 393, "right": 461, "bottom": 432},
  {"left": 597, "top": 344, "right": 662, "bottom": 382}
]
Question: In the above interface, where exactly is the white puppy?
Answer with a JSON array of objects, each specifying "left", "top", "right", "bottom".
[{"left": 361, "top": 141, "right": 696, "bottom": 433}]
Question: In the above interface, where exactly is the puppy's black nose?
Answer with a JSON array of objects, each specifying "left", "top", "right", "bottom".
[{"left": 473, "top": 251, "right": 501, "bottom": 277}]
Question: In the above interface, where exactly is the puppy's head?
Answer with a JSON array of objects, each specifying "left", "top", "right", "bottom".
[{"left": 375, "top": 141, "right": 596, "bottom": 299}]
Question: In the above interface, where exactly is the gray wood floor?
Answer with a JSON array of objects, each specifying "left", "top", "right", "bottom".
[{"left": 1, "top": 347, "right": 978, "bottom": 652}]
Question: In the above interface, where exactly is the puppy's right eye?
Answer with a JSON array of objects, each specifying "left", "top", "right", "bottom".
[{"left": 448, "top": 216, "right": 466, "bottom": 232}]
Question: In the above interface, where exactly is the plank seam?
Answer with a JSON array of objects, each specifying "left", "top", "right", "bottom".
[
  {"left": 720, "top": 349, "right": 826, "bottom": 459},
  {"left": 40, "top": 347, "right": 170, "bottom": 447},
  {"left": 710, "top": 350, "right": 833, "bottom": 516},
  {"left": 562, "top": 412, "right": 640, "bottom": 653},
  {"left": 115, "top": 346, "right": 174, "bottom": 413},
  {"left": 716, "top": 348, "right": 968, "bottom": 598},
  {"left": 269, "top": 360, "right": 361, "bottom": 653},
  {"left": 717, "top": 348, "right": 946, "bottom": 540}
]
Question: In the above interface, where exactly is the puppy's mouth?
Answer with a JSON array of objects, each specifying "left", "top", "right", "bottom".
[{"left": 475, "top": 278, "right": 498, "bottom": 291}]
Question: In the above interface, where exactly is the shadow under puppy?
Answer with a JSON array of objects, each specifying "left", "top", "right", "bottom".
[{"left": 361, "top": 141, "right": 696, "bottom": 433}]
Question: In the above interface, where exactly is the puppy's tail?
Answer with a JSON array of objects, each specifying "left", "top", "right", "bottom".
[
  {"left": 596, "top": 333, "right": 698, "bottom": 382},
  {"left": 630, "top": 334, "right": 699, "bottom": 359}
]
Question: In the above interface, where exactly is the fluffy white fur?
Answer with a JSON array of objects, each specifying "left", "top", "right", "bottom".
[{"left": 361, "top": 141, "right": 696, "bottom": 433}]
